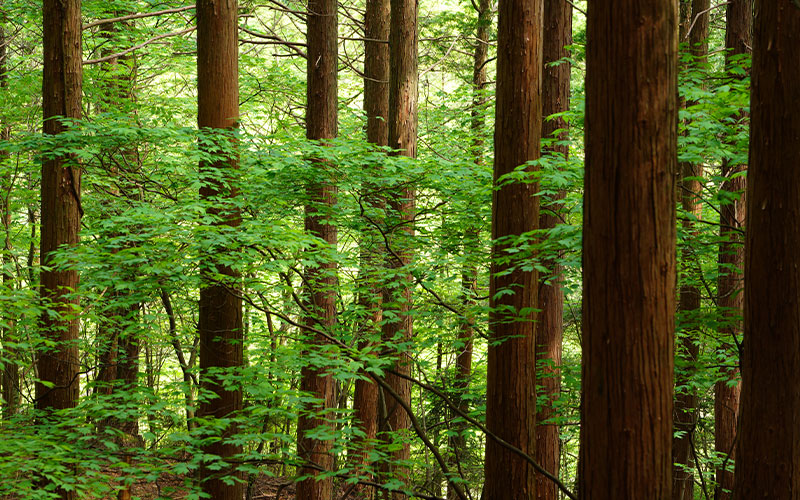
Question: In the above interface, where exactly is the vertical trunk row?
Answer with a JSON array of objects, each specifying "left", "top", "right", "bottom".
[
  {"left": 732, "top": 2, "right": 800, "bottom": 499},
  {"left": 483, "top": 0, "right": 542, "bottom": 498},
  {"left": 534, "top": 0, "right": 571, "bottom": 498},
  {"left": 579, "top": 0, "right": 677, "bottom": 499},
  {"left": 297, "top": 0, "right": 338, "bottom": 496},
  {"left": 351, "top": 0, "right": 390, "bottom": 494},
  {"left": 673, "top": 2, "right": 708, "bottom": 498},
  {"left": 196, "top": 0, "right": 243, "bottom": 498},
  {"left": 380, "top": 0, "right": 417, "bottom": 497},
  {"left": 714, "top": 1, "right": 751, "bottom": 498}
]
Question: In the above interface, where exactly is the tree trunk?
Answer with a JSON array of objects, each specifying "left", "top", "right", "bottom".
[
  {"left": 534, "top": 0, "right": 571, "bottom": 498},
  {"left": 579, "top": 0, "right": 677, "bottom": 498},
  {"left": 673, "top": 2, "right": 707, "bottom": 498},
  {"left": 296, "top": 0, "right": 338, "bottom": 496},
  {"left": 714, "top": 2, "right": 750, "bottom": 499},
  {"left": 483, "top": 0, "right": 542, "bottom": 498},
  {"left": 731, "top": 3, "right": 800, "bottom": 499},
  {"left": 379, "top": 0, "right": 417, "bottom": 497},
  {"left": 351, "top": 0, "right": 389, "bottom": 494},
  {"left": 196, "top": 1, "right": 243, "bottom": 498}
]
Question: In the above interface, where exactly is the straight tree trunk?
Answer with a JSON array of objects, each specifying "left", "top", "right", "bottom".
[
  {"left": 673, "top": 2, "right": 708, "bottom": 498},
  {"left": 37, "top": 1, "right": 82, "bottom": 497},
  {"left": 297, "top": 0, "right": 338, "bottom": 496},
  {"left": 714, "top": 2, "right": 750, "bottom": 498},
  {"left": 379, "top": 0, "right": 417, "bottom": 498},
  {"left": 483, "top": 0, "right": 543, "bottom": 498},
  {"left": 196, "top": 1, "right": 243, "bottom": 498},
  {"left": 579, "top": 0, "right": 677, "bottom": 499},
  {"left": 351, "top": 0, "right": 389, "bottom": 494},
  {"left": 731, "top": 3, "right": 800, "bottom": 499},
  {"left": 534, "top": 0, "right": 571, "bottom": 498}
]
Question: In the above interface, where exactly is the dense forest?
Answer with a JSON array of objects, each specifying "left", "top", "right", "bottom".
[{"left": 0, "top": 0, "right": 797, "bottom": 499}]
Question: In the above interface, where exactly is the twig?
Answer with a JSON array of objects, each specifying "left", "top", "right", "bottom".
[
  {"left": 83, "top": 5, "right": 196, "bottom": 30},
  {"left": 83, "top": 27, "right": 196, "bottom": 65}
]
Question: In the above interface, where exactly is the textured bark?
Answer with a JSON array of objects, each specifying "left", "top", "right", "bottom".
[
  {"left": 196, "top": 1, "right": 243, "bottom": 499},
  {"left": 378, "top": 0, "right": 417, "bottom": 498},
  {"left": 731, "top": 3, "right": 800, "bottom": 499},
  {"left": 483, "top": 0, "right": 542, "bottom": 498},
  {"left": 37, "top": 1, "right": 82, "bottom": 498},
  {"left": 714, "top": 2, "right": 750, "bottom": 499},
  {"left": 351, "top": 0, "right": 389, "bottom": 494},
  {"left": 579, "top": 0, "right": 677, "bottom": 498},
  {"left": 673, "top": 3, "right": 707, "bottom": 498},
  {"left": 534, "top": 1, "right": 571, "bottom": 499},
  {"left": 297, "top": 0, "right": 338, "bottom": 497}
]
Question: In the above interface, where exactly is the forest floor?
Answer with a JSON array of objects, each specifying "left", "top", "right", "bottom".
[{"left": 128, "top": 473, "right": 299, "bottom": 499}]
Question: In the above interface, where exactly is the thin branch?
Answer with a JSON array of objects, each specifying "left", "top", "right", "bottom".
[
  {"left": 83, "top": 27, "right": 196, "bottom": 65},
  {"left": 83, "top": 5, "right": 196, "bottom": 31},
  {"left": 685, "top": 2, "right": 731, "bottom": 41}
]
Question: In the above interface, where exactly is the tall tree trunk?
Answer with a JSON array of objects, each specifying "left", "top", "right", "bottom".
[
  {"left": 579, "top": 0, "right": 677, "bottom": 498},
  {"left": 0, "top": 13, "right": 18, "bottom": 419},
  {"left": 379, "top": 0, "right": 417, "bottom": 498},
  {"left": 534, "top": 0, "right": 571, "bottom": 498},
  {"left": 196, "top": 1, "right": 243, "bottom": 498},
  {"left": 297, "top": 0, "right": 338, "bottom": 496},
  {"left": 483, "top": 0, "right": 542, "bottom": 498},
  {"left": 673, "top": 2, "right": 708, "bottom": 498},
  {"left": 38, "top": 1, "right": 82, "bottom": 497},
  {"left": 445, "top": 2, "right": 490, "bottom": 497},
  {"left": 714, "top": 2, "right": 750, "bottom": 499},
  {"left": 731, "top": 3, "right": 800, "bottom": 499},
  {"left": 351, "top": 0, "right": 389, "bottom": 494}
]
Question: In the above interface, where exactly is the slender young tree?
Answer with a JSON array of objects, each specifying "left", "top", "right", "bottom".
[
  {"left": 378, "top": 0, "right": 417, "bottom": 497},
  {"left": 296, "top": 0, "right": 338, "bottom": 496},
  {"left": 579, "top": 0, "right": 677, "bottom": 498},
  {"left": 714, "top": 2, "right": 751, "bottom": 498},
  {"left": 731, "top": 2, "right": 800, "bottom": 498},
  {"left": 673, "top": 2, "right": 708, "bottom": 498},
  {"left": 196, "top": 1, "right": 243, "bottom": 498},
  {"left": 534, "top": 0, "right": 571, "bottom": 498},
  {"left": 483, "top": 0, "right": 542, "bottom": 498},
  {"left": 351, "top": 0, "right": 389, "bottom": 493}
]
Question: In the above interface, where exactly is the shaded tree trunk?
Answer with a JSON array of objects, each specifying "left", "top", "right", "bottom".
[
  {"left": 731, "top": 2, "right": 800, "bottom": 499},
  {"left": 483, "top": 0, "right": 542, "bottom": 498},
  {"left": 534, "top": 0, "right": 571, "bottom": 498},
  {"left": 579, "top": 0, "right": 677, "bottom": 498},
  {"left": 378, "top": 0, "right": 417, "bottom": 498},
  {"left": 196, "top": 1, "right": 243, "bottom": 498},
  {"left": 673, "top": 2, "right": 708, "bottom": 499},
  {"left": 714, "top": 2, "right": 751, "bottom": 499},
  {"left": 351, "top": 0, "right": 389, "bottom": 494},
  {"left": 296, "top": 0, "right": 338, "bottom": 497}
]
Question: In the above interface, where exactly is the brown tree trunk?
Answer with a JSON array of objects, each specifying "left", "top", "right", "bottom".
[
  {"left": 579, "top": 0, "right": 677, "bottom": 498},
  {"left": 297, "top": 0, "right": 338, "bottom": 497},
  {"left": 714, "top": 2, "right": 750, "bottom": 499},
  {"left": 483, "top": 0, "right": 542, "bottom": 498},
  {"left": 534, "top": 1, "right": 571, "bottom": 499},
  {"left": 351, "top": 0, "right": 389, "bottom": 494},
  {"left": 731, "top": 3, "right": 800, "bottom": 499},
  {"left": 196, "top": 1, "right": 243, "bottom": 498},
  {"left": 378, "top": 0, "right": 417, "bottom": 498},
  {"left": 37, "top": 1, "right": 82, "bottom": 498},
  {"left": 673, "top": 3, "right": 708, "bottom": 499}
]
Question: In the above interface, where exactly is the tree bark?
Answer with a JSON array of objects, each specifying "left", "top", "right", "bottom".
[
  {"left": 351, "top": 0, "right": 389, "bottom": 494},
  {"left": 297, "top": 0, "right": 338, "bottom": 497},
  {"left": 731, "top": 2, "right": 800, "bottom": 499},
  {"left": 196, "top": 1, "right": 243, "bottom": 498},
  {"left": 378, "top": 0, "right": 417, "bottom": 498},
  {"left": 534, "top": 1, "right": 571, "bottom": 498},
  {"left": 714, "top": 2, "right": 750, "bottom": 499},
  {"left": 483, "top": 0, "right": 542, "bottom": 498},
  {"left": 673, "top": 2, "right": 707, "bottom": 498},
  {"left": 579, "top": 0, "right": 677, "bottom": 498}
]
